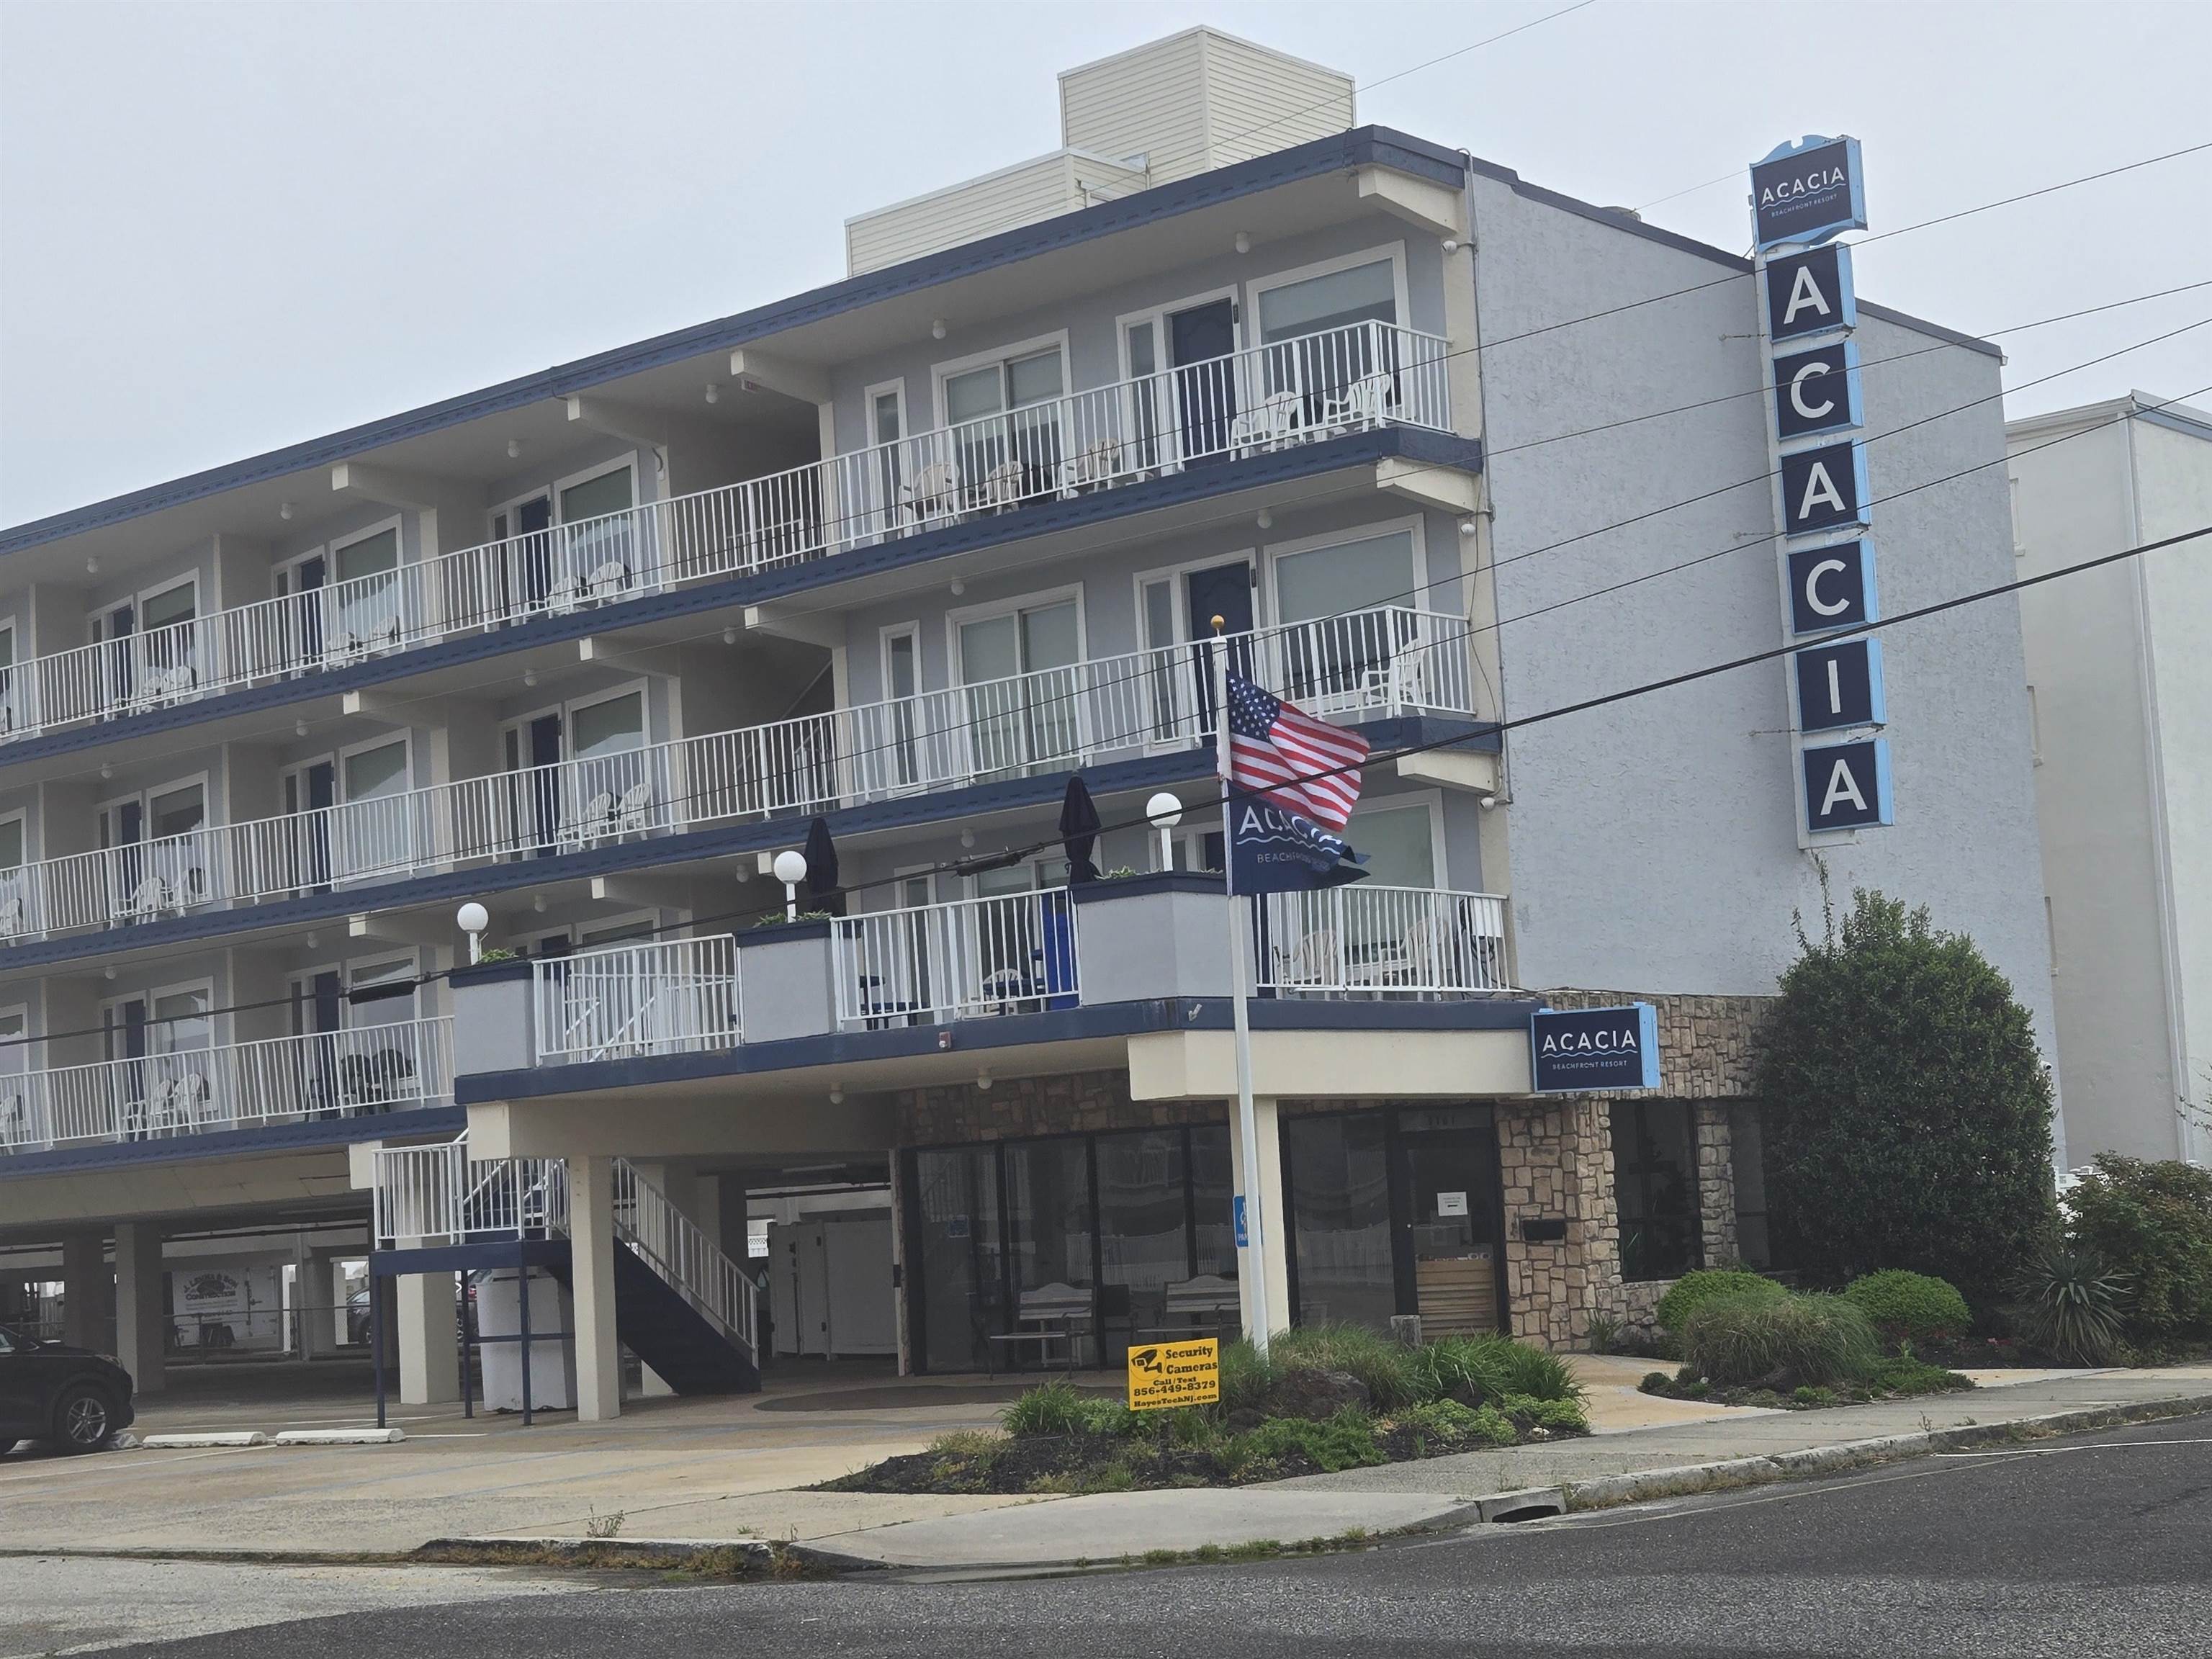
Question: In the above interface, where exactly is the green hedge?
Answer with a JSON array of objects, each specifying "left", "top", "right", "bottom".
[
  {"left": 1681, "top": 1292, "right": 1880, "bottom": 1388},
  {"left": 1655, "top": 1269, "right": 1784, "bottom": 1334},
  {"left": 1843, "top": 1269, "right": 1972, "bottom": 1346},
  {"left": 2065, "top": 1156, "right": 2212, "bottom": 1341}
]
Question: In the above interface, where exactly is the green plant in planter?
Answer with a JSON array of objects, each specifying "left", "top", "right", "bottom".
[
  {"left": 1680, "top": 1292, "right": 1880, "bottom": 1388},
  {"left": 1843, "top": 1269, "right": 1972, "bottom": 1348},
  {"left": 751, "top": 909, "right": 835, "bottom": 928},
  {"left": 2012, "top": 1246, "right": 2130, "bottom": 1364},
  {"left": 1099, "top": 868, "right": 1141, "bottom": 881},
  {"left": 476, "top": 946, "right": 519, "bottom": 963},
  {"left": 1654, "top": 1269, "right": 1784, "bottom": 1334}
]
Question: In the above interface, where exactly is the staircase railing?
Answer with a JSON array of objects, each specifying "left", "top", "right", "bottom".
[{"left": 611, "top": 1158, "right": 759, "bottom": 1364}]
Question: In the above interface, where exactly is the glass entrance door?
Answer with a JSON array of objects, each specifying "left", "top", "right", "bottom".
[{"left": 1392, "top": 1107, "right": 1503, "bottom": 1337}]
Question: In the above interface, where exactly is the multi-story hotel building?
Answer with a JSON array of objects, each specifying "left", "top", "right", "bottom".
[{"left": 0, "top": 30, "right": 2054, "bottom": 1421}]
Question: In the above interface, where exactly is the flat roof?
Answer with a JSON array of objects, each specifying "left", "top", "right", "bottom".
[{"left": 1, "top": 125, "right": 1998, "bottom": 559}]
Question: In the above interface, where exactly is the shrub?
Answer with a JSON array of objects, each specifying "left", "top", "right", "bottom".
[
  {"left": 1866, "top": 1354, "right": 1974, "bottom": 1396},
  {"left": 1223, "top": 1408, "right": 1383, "bottom": 1478},
  {"left": 1269, "top": 1323, "right": 1419, "bottom": 1409},
  {"left": 1655, "top": 1269, "right": 1784, "bottom": 1334},
  {"left": 1215, "top": 1339, "right": 1282, "bottom": 1417},
  {"left": 1843, "top": 1269, "right": 1973, "bottom": 1347},
  {"left": 1393, "top": 1398, "right": 1516, "bottom": 1449},
  {"left": 2012, "top": 1246, "right": 2130, "bottom": 1364},
  {"left": 2064, "top": 1156, "right": 2212, "bottom": 1341},
  {"left": 1000, "top": 1380, "right": 1123, "bottom": 1437},
  {"left": 1680, "top": 1292, "right": 1880, "bottom": 1388},
  {"left": 1406, "top": 1334, "right": 1583, "bottom": 1408},
  {"left": 1754, "top": 884, "right": 2056, "bottom": 1301},
  {"left": 1498, "top": 1393, "right": 1590, "bottom": 1434},
  {"left": 1640, "top": 1371, "right": 1673, "bottom": 1394},
  {"left": 1583, "top": 1312, "right": 1623, "bottom": 1354}
]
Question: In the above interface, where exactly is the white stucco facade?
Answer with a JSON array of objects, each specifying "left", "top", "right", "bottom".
[{"left": 2010, "top": 393, "right": 2212, "bottom": 1166}]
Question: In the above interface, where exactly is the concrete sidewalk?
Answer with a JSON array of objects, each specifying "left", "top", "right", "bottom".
[{"left": 3, "top": 1359, "right": 2206, "bottom": 1574}]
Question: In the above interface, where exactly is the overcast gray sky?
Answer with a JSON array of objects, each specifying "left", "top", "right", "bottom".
[{"left": 3, "top": 0, "right": 2207, "bottom": 529}]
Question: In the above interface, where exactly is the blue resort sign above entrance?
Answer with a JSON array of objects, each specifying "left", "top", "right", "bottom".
[
  {"left": 1751, "top": 135, "right": 1867, "bottom": 253},
  {"left": 1530, "top": 1004, "right": 1661, "bottom": 1094}
]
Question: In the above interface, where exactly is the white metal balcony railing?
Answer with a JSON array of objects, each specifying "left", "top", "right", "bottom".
[
  {"left": 0, "top": 606, "right": 1475, "bottom": 948},
  {"left": 0, "top": 320, "right": 1452, "bottom": 743},
  {"left": 369, "top": 1137, "right": 758, "bottom": 1362},
  {"left": 372, "top": 1133, "right": 570, "bottom": 1249},
  {"left": 1256, "top": 886, "right": 1512, "bottom": 997},
  {"left": 834, "top": 886, "right": 1079, "bottom": 1029},
  {"left": 533, "top": 935, "right": 741, "bottom": 1064},
  {"left": 0, "top": 1016, "right": 454, "bottom": 1156}
]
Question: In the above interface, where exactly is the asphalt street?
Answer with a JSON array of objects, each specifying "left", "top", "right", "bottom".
[{"left": 23, "top": 1411, "right": 2212, "bottom": 1658}]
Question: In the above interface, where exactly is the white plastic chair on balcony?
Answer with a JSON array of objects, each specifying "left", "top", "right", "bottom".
[
  {"left": 1058, "top": 436, "right": 1120, "bottom": 498},
  {"left": 561, "top": 791, "right": 619, "bottom": 848},
  {"left": 584, "top": 560, "right": 631, "bottom": 602},
  {"left": 1278, "top": 927, "right": 1339, "bottom": 991},
  {"left": 1233, "top": 390, "right": 1303, "bottom": 455},
  {"left": 0, "top": 891, "right": 24, "bottom": 940},
  {"left": 119, "top": 876, "right": 172, "bottom": 922},
  {"left": 545, "top": 575, "right": 586, "bottom": 616},
  {"left": 978, "top": 459, "right": 1026, "bottom": 513},
  {"left": 613, "top": 782, "right": 654, "bottom": 840},
  {"left": 905, "top": 462, "right": 961, "bottom": 531},
  {"left": 1321, "top": 374, "right": 1392, "bottom": 432},
  {"left": 0, "top": 1092, "right": 29, "bottom": 1152}
]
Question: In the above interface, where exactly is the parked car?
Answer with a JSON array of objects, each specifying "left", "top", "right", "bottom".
[{"left": 0, "top": 1323, "right": 135, "bottom": 1455}]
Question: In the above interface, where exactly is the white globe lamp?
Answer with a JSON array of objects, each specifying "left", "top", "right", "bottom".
[{"left": 773, "top": 850, "right": 809, "bottom": 921}]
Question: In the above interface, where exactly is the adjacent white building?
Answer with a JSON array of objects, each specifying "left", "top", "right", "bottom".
[{"left": 2010, "top": 392, "right": 2212, "bottom": 1167}]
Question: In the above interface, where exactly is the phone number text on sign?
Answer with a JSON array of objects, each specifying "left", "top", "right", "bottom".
[{"left": 1126, "top": 1337, "right": 1220, "bottom": 1411}]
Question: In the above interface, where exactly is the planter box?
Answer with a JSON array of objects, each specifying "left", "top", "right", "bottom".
[
  {"left": 737, "top": 919, "right": 837, "bottom": 1043},
  {"left": 449, "top": 958, "right": 536, "bottom": 1077},
  {"left": 1073, "top": 873, "right": 1232, "bottom": 1004}
]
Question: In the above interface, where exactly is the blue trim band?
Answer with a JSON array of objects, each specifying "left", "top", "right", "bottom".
[
  {"left": 457, "top": 994, "right": 1541, "bottom": 1105},
  {"left": 0, "top": 1106, "right": 465, "bottom": 1181}
]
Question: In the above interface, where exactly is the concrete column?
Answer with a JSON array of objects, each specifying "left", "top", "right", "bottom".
[
  {"left": 113, "top": 1223, "right": 167, "bottom": 1395},
  {"left": 293, "top": 1252, "right": 333, "bottom": 1359},
  {"left": 60, "top": 1229, "right": 107, "bottom": 1352},
  {"left": 1227, "top": 1098, "right": 1291, "bottom": 1342},
  {"left": 570, "top": 1154, "right": 622, "bottom": 1422},
  {"left": 397, "top": 1272, "right": 461, "bottom": 1405}
]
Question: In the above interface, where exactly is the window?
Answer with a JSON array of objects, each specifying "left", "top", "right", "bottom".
[
  {"left": 343, "top": 740, "right": 409, "bottom": 803},
  {"left": 942, "top": 343, "right": 1066, "bottom": 500},
  {"left": 570, "top": 690, "right": 644, "bottom": 759},
  {"left": 348, "top": 958, "right": 417, "bottom": 1023},
  {"left": 152, "top": 986, "right": 212, "bottom": 1056},
  {"left": 1283, "top": 1112, "right": 1396, "bottom": 1331},
  {"left": 1611, "top": 1101, "right": 1701, "bottom": 1281},
  {"left": 1345, "top": 802, "right": 1437, "bottom": 889},
  {"left": 1727, "top": 1103, "right": 1776, "bottom": 1270},
  {"left": 956, "top": 598, "right": 1080, "bottom": 773},
  {"left": 0, "top": 815, "right": 22, "bottom": 874},
  {"left": 560, "top": 467, "right": 633, "bottom": 525},
  {"left": 1256, "top": 257, "right": 1398, "bottom": 343},
  {"left": 335, "top": 528, "right": 399, "bottom": 583},
  {"left": 141, "top": 580, "right": 197, "bottom": 633},
  {"left": 1273, "top": 527, "right": 1422, "bottom": 706},
  {"left": 945, "top": 349, "right": 1064, "bottom": 426},
  {"left": 884, "top": 628, "right": 921, "bottom": 788}
]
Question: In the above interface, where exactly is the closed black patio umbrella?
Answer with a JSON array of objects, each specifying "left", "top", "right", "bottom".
[
  {"left": 802, "top": 815, "right": 845, "bottom": 917},
  {"left": 1058, "top": 775, "right": 1102, "bottom": 884}
]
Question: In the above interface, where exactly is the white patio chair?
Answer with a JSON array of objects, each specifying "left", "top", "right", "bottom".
[
  {"left": 562, "top": 791, "right": 618, "bottom": 847},
  {"left": 1280, "top": 927, "right": 1339, "bottom": 990},
  {"left": 545, "top": 575, "right": 586, "bottom": 616},
  {"left": 1057, "top": 436, "right": 1120, "bottom": 498},
  {"left": 586, "top": 560, "right": 631, "bottom": 601},
  {"left": 1322, "top": 374, "right": 1392, "bottom": 432},
  {"left": 123, "top": 876, "right": 171, "bottom": 920},
  {"left": 0, "top": 893, "right": 24, "bottom": 938},
  {"left": 905, "top": 461, "right": 961, "bottom": 531},
  {"left": 979, "top": 459, "right": 1025, "bottom": 513},
  {"left": 613, "top": 782, "right": 654, "bottom": 839},
  {"left": 0, "top": 1093, "right": 29, "bottom": 1151}
]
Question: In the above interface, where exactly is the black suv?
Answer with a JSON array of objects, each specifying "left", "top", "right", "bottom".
[{"left": 0, "top": 1323, "right": 135, "bottom": 1455}]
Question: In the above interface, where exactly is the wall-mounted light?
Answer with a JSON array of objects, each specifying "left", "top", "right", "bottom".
[
  {"left": 931, "top": 319, "right": 948, "bottom": 340},
  {"left": 522, "top": 669, "right": 537, "bottom": 687},
  {"left": 828, "top": 1084, "right": 845, "bottom": 1105},
  {"left": 295, "top": 719, "right": 309, "bottom": 737},
  {"left": 1256, "top": 508, "right": 1273, "bottom": 531},
  {"left": 506, "top": 439, "right": 522, "bottom": 459},
  {"left": 704, "top": 385, "right": 719, "bottom": 405},
  {"left": 99, "top": 763, "right": 112, "bottom": 780},
  {"left": 1479, "top": 793, "right": 1499, "bottom": 810},
  {"left": 1233, "top": 230, "right": 1251, "bottom": 255},
  {"left": 84, "top": 556, "right": 99, "bottom": 575},
  {"left": 279, "top": 502, "right": 294, "bottom": 521},
  {"left": 1442, "top": 238, "right": 1460, "bottom": 255},
  {"left": 960, "top": 829, "right": 976, "bottom": 849},
  {"left": 1458, "top": 518, "right": 1479, "bottom": 537},
  {"left": 975, "top": 1069, "right": 994, "bottom": 1093},
  {"left": 949, "top": 578, "right": 965, "bottom": 597},
  {"left": 722, "top": 626, "right": 738, "bottom": 645}
]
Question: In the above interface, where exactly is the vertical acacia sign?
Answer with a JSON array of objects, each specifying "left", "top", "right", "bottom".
[{"left": 1751, "top": 136, "right": 1891, "bottom": 839}]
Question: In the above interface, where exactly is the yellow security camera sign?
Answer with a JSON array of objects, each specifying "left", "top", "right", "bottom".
[{"left": 1125, "top": 1337, "right": 1220, "bottom": 1411}]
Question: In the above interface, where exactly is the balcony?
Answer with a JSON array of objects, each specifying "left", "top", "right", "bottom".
[
  {"left": 510, "top": 880, "right": 1511, "bottom": 1071},
  {"left": 0, "top": 606, "right": 1480, "bottom": 948},
  {"left": 0, "top": 320, "right": 1454, "bottom": 745},
  {"left": 0, "top": 1015, "right": 454, "bottom": 1156}
]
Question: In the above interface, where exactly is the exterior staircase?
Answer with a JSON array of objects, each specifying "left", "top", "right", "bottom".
[{"left": 371, "top": 1133, "right": 760, "bottom": 1393}]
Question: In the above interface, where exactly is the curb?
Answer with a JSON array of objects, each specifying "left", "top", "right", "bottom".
[
  {"left": 411, "top": 1536, "right": 889, "bottom": 1575},
  {"left": 272, "top": 1429, "right": 407, "bottom": 1447},
  {"left": 1556, "top": 1393, "right": 2212, "bottom": 1514},
  {"left": 135, "top": 1431, "right": 270, "bottom": 1449}
]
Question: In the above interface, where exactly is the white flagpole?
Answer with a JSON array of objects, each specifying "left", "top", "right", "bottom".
[{"left": 1211, "top": 616, "right": 1271, "bottom": 1359}]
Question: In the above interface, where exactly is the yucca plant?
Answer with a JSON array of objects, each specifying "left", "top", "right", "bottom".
[{"left": 2012, "top": 1246, "right": 2131, "bottom": 1364}]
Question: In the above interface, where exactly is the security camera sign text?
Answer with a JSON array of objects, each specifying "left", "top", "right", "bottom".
[{"left": 1126, "top": 1338, "right": 1221, "bottom": 1411}]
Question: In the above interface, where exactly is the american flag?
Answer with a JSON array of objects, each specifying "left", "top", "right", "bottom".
[{"left": 1224, "top": 674, "right": 1369, "bottom": 831}]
